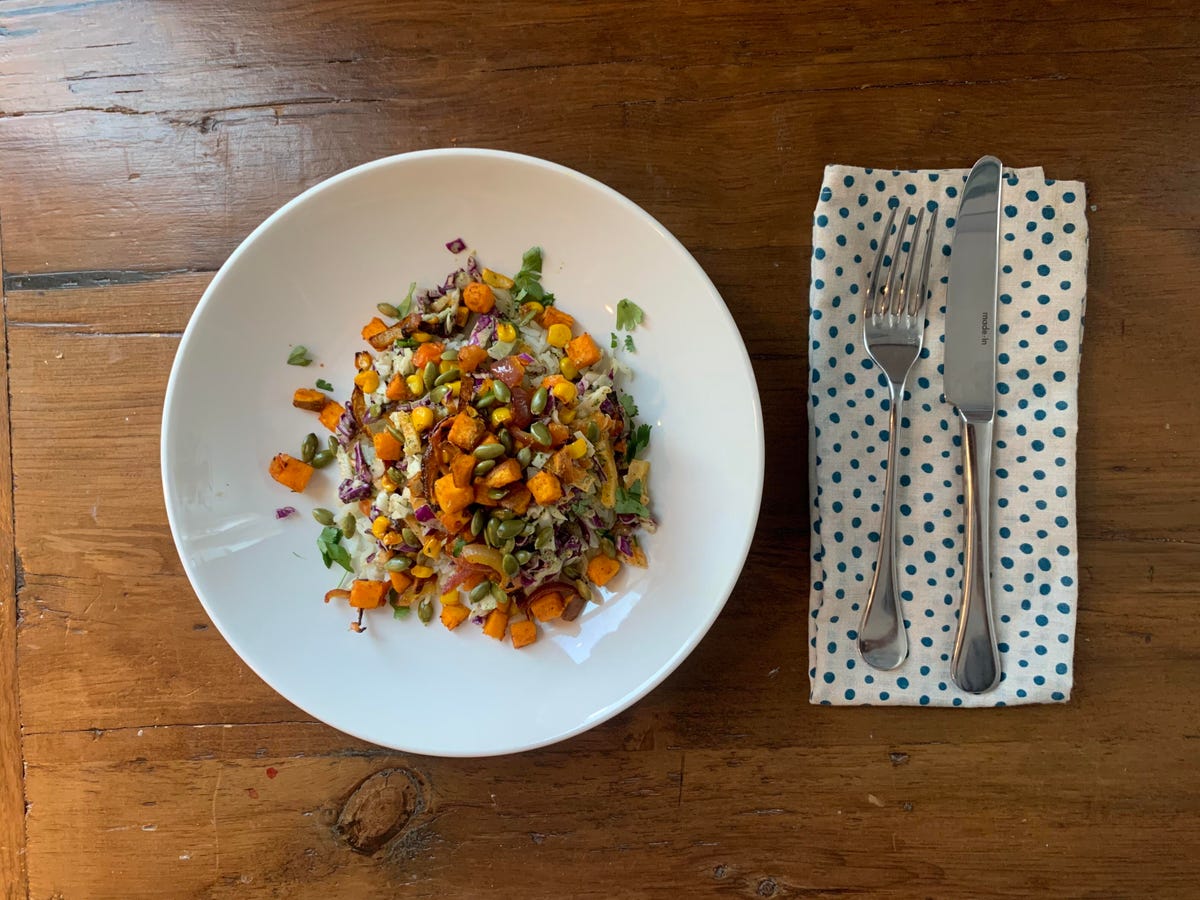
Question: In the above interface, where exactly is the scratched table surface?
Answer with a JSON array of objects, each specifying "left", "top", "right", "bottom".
[{"left": 1, "top": 1, "right": 1198, "bottom": 898}]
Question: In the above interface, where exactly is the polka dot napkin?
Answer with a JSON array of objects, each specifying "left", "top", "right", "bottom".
[{"left": 806, "top": 165, "right": 1088, "bottom": 707}]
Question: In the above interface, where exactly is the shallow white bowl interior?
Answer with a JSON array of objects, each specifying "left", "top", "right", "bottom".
[{"left": 162, "top": 149, "right": 763, "bottom": 756}]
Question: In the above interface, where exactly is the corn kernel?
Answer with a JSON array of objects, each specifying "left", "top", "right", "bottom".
[
  {"left": 411, "top": 406, "right": 435, "bottom": 432},
  {"left": 422, "top": 537, "right": 442, "bottom": 559},
  {"left": 379, "top": 477, "right": 396, "bottom": 493},
  {"left": 406, "top": 374, "right": 426, "bottom": 397},
  {"left": 559, "top": 408, "right": 577, "bottom": 424},
  {"left": 439, "top": 360, "right": 456, "bottom": 375},
  {"left": 371, "top": 516, "right": 391, "bottom": 538},
  {"left": 496, "top": 322, "right": 517, "bottom": 342},
  {"left": 559, "top": 357, "right": 579, "bottom": 380},
  {"left": 551, "top": 381, "right": 578, "bottom": 404},
  {"left": 411, "top": 565, "right": 435, "bottom": 579},
  {"left": 482, "top": 268, "right": 515, "bottom": 290},
  {"left": 441, "top": 589, "right": 461, "bottom": 606},
  {"left": 491, "top": 406, "right": 514, "bottom": 427},
  {"left": 413, "top": 331, "right": 433, "bottom": 343},
  {"left": 447, "top": 380, "right": 461, "bottom": 396},
  {"left": 546, "top": 323, "right": 572, "bottom": 347},
  {"left": 566, "top": 438, "right": 588, "bottom": 459},
  {"left": 354, "top": 369, "right": 381, "bottom": 393}
]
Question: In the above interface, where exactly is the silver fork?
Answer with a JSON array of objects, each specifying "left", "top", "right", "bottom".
[{"left": 857, "top": 205, "right": 938, "bottom": 670}]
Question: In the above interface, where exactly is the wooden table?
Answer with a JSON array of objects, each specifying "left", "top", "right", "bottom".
[{"left": 2, "top": 2, "right": 1197, "bottom": 897}]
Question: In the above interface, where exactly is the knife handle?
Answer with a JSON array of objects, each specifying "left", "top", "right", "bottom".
[{"left": 952, "top": 417, "right": 1002, "bottom": 694}]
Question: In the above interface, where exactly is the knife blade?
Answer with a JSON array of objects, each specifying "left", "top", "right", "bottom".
[{"left": 944, "top": 155, "right": 1003, "bottom": 694}]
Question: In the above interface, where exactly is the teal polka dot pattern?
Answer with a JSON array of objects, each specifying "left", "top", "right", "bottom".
[{"left": 807, "top": 165, "right": 1088, "bottom": 707}]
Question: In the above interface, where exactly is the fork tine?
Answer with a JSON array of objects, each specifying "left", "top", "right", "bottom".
[
  {"left": 908, "top": 207, "right": 938, "bottom": 316},
  {"left": 866, "top": 206, "right": 897, "bottom": 316},
  {"left": 894, "top": 207, "right": 924, "bottom": 314},
  {"left": 881, "top": 207, "right": 911, "bottom": 315}
]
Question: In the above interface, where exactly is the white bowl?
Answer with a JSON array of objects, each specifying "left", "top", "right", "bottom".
[{"left": 162, "top": 149, "right": 763, "bottom": 756}]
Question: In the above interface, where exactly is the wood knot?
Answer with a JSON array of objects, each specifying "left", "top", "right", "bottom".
[
  {"left": 334, "top": 767, "right": 428, "bottom": 855},
  {"left": 757, "top": 877, "right": 778, "bottom": 897}
]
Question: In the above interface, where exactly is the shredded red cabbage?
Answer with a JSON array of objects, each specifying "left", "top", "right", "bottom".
[
  {"left": 445, "top": 237, "right": 467, "bottom": 254},
  {"left": 275, "top": 506, "right": 296, "bottom": 519},
  {"left": 466, "top": 253, "right": 482, "bottom": 278},
  {"left": 414, "top": 504, "right": 435, "bottom": 524}
]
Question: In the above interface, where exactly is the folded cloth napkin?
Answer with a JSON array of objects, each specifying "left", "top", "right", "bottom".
[{"left": 807, "top": 165, "right": 1088, "bottom": 707}]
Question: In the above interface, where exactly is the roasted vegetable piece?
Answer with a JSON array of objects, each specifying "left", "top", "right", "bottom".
[
  {"left": 456, "top": 344, "right": 488, "bottom": 373},
  {"left": 527, "top": 470, "right": 563, "bottom": 506},
  {"left": 318, "top": 400, "right": 345, "bottom": 431},
  {"left": 367, "top": 322, "right": 409, "bottom": 351},
  {"left": 536, "top": 306, "right": 575, "bottom": 330},
  {"left": 413, "top": 342, "right": 445, "bottom": 368},
  {"left": 385, "top": 374, "right": 411, "bottom": 402},
  {"left": 587, "top": 555, "right": 621, "bottom": 587},
  {"left": 349, "top": 579, "right": 390, "bottom": 609},
  {"left": 373, "top": 430, "right": 404, "bottom": 462},
  {"left": 529, "top": 591, "right": 566, "bottom": 622},
  {"left": 439, "top": 508, "right": 472, "bottom": 534},
  {"left": 447, "top": 412, "right": 486, "bottom": 450},
  {"left": 292, "top": 388, "right": 328, "bottom": 411},
  {"left": 566, "top": 332, "right": 602, "bottom": 369},
  {"left": 435, "top": 473, "right": 475, "bottom": 514},
  {"left": 510, "top": 620, "right": 537, "bottom": 648},
  {"left": 269, "top": 453, "right": 314, "bottom": 493},
  {"left": 482, "top": 458, "right": 522, "bottom": 489},
  {"left": 462, "top": 282, "right": 495, "bottom": 313},
  {"left": 361, "top": 317, "right": 388, "bottom": 341},
  {"left": 483, "top": 608, "right": 508, "bottom": 640},
  {"left": 441, "top": 604, "right": 471, "bottom": 630},
  {"left": 389, "top": 570, "right": 413, "bottom": 594}
]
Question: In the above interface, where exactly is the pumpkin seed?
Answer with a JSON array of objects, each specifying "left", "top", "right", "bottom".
[
  {"left": 474, "top": 390, "right": 497, "bottom": 410},
  {"left": 312, "top": 507, "right": 335, "bottom": 526},
  {"left": 587, "top": 422, "right": 600, "bottom": 443},
  {"left": 440, "top": 348, "right": 459, "bottom": 361},
  {"left": 492, "top": 380, "right": 511, "bottom": 403},
  {"left": 473, "top": 459, "right": 496, "bottom": 478},
  {"left": 535, "top": 527, "right": 554, "bottom": 551},
  {"left": 517, "top": 447, "right": 532, "bottom": 467},
  {"left": 600, "top": 537, "right": 617, "bottom": 559},
  {"left": 469, "top": 508, "right": 486, "bottom": 537},
  {"left": 417, "top": 597, "right": 434, "bottom": 624},
  {"left": 340, "top": 514, "right": 356, "bottom": 539},
  {"left": 422, "top": 361, "right": 438, "bottom": 390},
  {"left": 434, "top": 367, "right": 460, "bottom": 386},
  {"left": 377, "top": 301, "right": 401, "bottom": 318},
  {"left": 328, "top": 435, "right": 339, "bottom": 452},
  {"left": 530, "top": 386, "right": 548, "bottom": 415},
  {"left": 487, "top": 488, "right": 508, "bottom": 500},
  {"left": 386, "top": 556, "right": 412, "bottom": 572},
  {"left": 311, "top": 449, "right": 335, "bottom": 468},
  {"left": 530, "top": 422, "right": 552, "bottom": 446},
  {"left": 490, "top": 582, "right": 508, "bottom": 607},
  {"left": 562, "top": 560, "right": 582, "bottom": 579},
  {"left": 473, "top": 442, "right": 506, "bottom": 460},
  {"left": 500, "top": 538, "right": 516, "bottom": 555},
  {"left": 499, "top": 429, "right": 514, "bottom": 453},
  {"left": 485, "top": 517, "right": 500, "bottom": 547},
  {"left": 574, "top": 579, "right": 593, "bottom": 602},
  {"left": 469, "top": 580, "right": 492, "bottom": 603},
  {"left": 515, "top": 550, "right": 532, "bottom": 564},
  {"left": 490, "top": 509, "right": 514, "bottom": 521},
  {"left": 386, "top": 423, "right": 405, "bottom": 444},
  {"left": 300, "top": 432, "right": 318, "bottom": 463},
  {"left": 501, "top": 553, "right": 520, "bottom": 577},
  {"left": 429, "top": 384, "right": 450, "bottom": 403},
  {"left": 496, "top": 518, "right": 526, "bottom": 541},
  {"left": 401, "top": 527, "right": 418, "bottom": 545}
]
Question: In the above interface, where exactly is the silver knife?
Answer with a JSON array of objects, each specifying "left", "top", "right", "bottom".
[{"left": 944, "top": 156, "right": 1003, "bottom": 694}]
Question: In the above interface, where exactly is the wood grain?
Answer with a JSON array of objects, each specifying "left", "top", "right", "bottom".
[{"left": 1, "top": 0, "right": 1198, "bottom": 897}]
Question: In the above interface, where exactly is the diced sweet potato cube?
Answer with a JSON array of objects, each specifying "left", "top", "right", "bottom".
[
  {"left": 483, "top": 609, "right": 508, "bottom": 640},
  {"left": 361, "top": 317, "right": 387, "bottom": 340},
  {"left": 546, "top": 449, "right": 585, "bottom": 485},
  {"left": 318, "top": 400, "right": 345, "bottom": 431},
  {"left": 439, "top": 508, "right": 471, "bottom": 534},
  {"left": 527, "top": 470, "right": 563, "bottom": 506},
  {"left": 451, "top": 453, "right": 476, "bottom": 489},
  {"left": 510, "top": 620, "right": 537, "bottom": 648},
  {"left": 566, "top": 332, "right": 602, "bottom": 369},
  {"left": 499, "top": 484, "right": 532, "bottom": 516},
  {"left": 367, "top": 323, "right": 408, "bottom": 351},
  {"left": 441, "top": 604, "right": 471, "bottom": 630},
  {"left": 473, "top": 484, "right": 500, "bottom": 507},
  {"left": 448, "top": 412, "right": 486, "bottom": 451},
  {"left": 385, "top": 374, "right": 411, "bottom": 402},
  {"left": 373, "top": 430, "right": 404, "bottom": 462},
  {"left": 349, "top": 579, "right": 390, "bottom": 609},
  {"left": 355, "top": 351, "right": 374, "bottom": 371},
  {"left": 435, "top": 473, "right": 475, "bottom": 514},
  {"left": 547, "top": 422, "right": 570, "bottom": 445},
  {"left": 413, "top": 342, "right": 445, "bottom": 369},
  {"left": 457, "top": 345, "right": 488, "bottom": 373},
  {"left": 529, "top": 592, "right": 566, "bottom": 622},
  {"left": 292, "top": 388, "right": 328, "bottom": 411},
  {"left": 268, "top": 454, "right": 314, "bottom": 493},
  {"left": 587, "top": 555, "right": 621, "bottom": 587},
  {"left": 389, "top": 570, "right": 413, "bottom": 594},
  {"left": 536, "top": 306, "right": 575, "bottom": 329},
  {"left": 482, "top": 458, "right": 522, "bottom": 489}
]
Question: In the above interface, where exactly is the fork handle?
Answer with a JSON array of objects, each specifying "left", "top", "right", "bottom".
[
  {"left": 858, "top": 384, "right": 909, "bottom": 670},
  {"left": 951, "top": 418, "right": 1002, "bottom": 693}
]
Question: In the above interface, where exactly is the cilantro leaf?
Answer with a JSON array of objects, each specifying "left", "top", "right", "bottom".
[
  {"left": 628, "top": 423, "right": 651, "bottom": 460},
  {"left": 616, "top": 298, "right": 644, "bottom": 331},
  {"left": 624, "top": 334, "right": 636, "bottom": 353},
  {"left": 521, "top": 246, "right": 544, "bottom": 273},
  {"left": 287, "top": 345, "right": 312, "bottom": 366},
  {"left": 514, "top": 246, "right": 554, "bottom": 305},
  {"left": 316, "top": 527, "right": 353, "bottom": 573},
  {"left": 615, "top": 483, "right": 650, "bottom": 517},
  {"left": 397, "top": 281, "right": 416, "bottom": 318},
  {"left": 325, "top": 542, "right": 352, "bottom": 572},
  {"left": 611, "top": 332, "right": 618, "bottom": 350},
  {"left": 618, "top": 392, "right": 638, "bottom": 419},
  {"left": 316, "top": 378, "right": 333, "bottom": 391}
]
